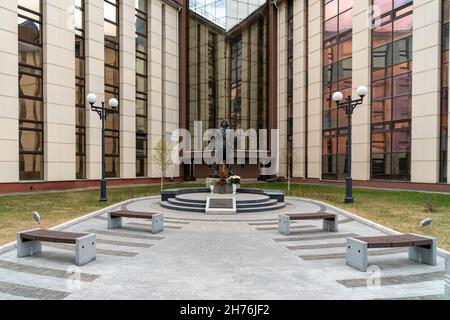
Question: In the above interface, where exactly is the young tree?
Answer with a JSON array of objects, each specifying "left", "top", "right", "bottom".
[{"left": 153, "top": 138, "right": 173, "bottom": 190}]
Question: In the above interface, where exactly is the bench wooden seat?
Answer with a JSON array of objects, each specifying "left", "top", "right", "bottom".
[
  {"left": 20, "top": 229, "right": 88, "bottom": 244},
  {"left": 107, "top": 210, "right": 164, "bottom": 234},
  {"left": 279, "top": 212, "right": 338, "bottom": 235},
  {"left": 17, "top": 229, "right": 96, "bottom": 266},
  {"left": 353, "top": 234, "right": 433, "bottom": 249},
  {"left": 346, "top": 233, "right": 436, "bottom": 272}
]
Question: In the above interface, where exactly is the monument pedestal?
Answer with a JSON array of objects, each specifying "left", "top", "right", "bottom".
[
  {"left": 205, "top": 196, "right": 237, "bottom": 215},
  {"left": 213, "top": 184, "right": 233, "bottom": 194}
]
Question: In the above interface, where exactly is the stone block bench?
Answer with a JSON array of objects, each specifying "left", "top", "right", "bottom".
[
  {"left": 279, "top": 212, "right": 338, "bottom": 235},
  {"left": 107, "top": 210, "right": 164, "bottom": 234},
  {"left": 17, "top": 229, "right": 96, "bottom": 266},
  {"left": 346, "top": 234, "right": 436, "bottom": 272}
]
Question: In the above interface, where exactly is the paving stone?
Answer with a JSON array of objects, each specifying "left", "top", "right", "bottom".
[
  {"left": 0, "top": 281, "right": 69, "bottom": 300},
  {"left": 256, "top": 225, "right": 314, "bottom": 231},
  {"left": 0, "top": 260, "right": 99, "bottom": 282},
  {"left": 287, "top": 243, "right": 346, "bottom": 250},
  {"left": 376, "top": 294, "right": 447, "bottom": 300},
  {"left": 337, "top": 271, "right": 445, "bottom": 288},
  {"left": 274, "top": 233, "right": 359, "bottom": 242},
  {"left": 96, "top": 239, "right": 153, "bottom": 248},
  {"left": 299, "top": 248, "right": 406, "bottom": 261},
  {"left": 338, "top": 218, "right": 355, "bottom": 224},
  {"left": 46, "top": 243, "right": 138, "bottom": 257},
  {"left": 85, "top": 229, "right": 164, "bottom": 240},
  {"left": 127, "top": 222, "right": 182, "bottom": 230}
]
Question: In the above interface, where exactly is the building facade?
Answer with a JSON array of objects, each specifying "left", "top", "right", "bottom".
[{"left": 0, "top": 0, "right": 449, "bottom": 192}]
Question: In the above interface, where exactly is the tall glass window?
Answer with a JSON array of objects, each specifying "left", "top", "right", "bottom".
[
  {"left": 75, "top": 0, "right": 86, "bottom": 179},
  {"left": 104, "top": 0, "right": 120, "bottom": 177},
  {"left": 441, "top": 0, "right": 449, "bottom": 182},
  {"left": 207, "top": 31, "right": 217, "bottom": 129},
  {"left": 18, "top": 0, "right": 44, "bottom": 180},
  {"left": 135, "top": 0, "right": 148, "bottom": 177},
  {"left": 371, "top": 0, "right": 412, "bottom": 180},
  {"left": 230, "top": 37, "right": 243, "bottom": 129},
  {"left": 322, "top": 0, "right": 353, "bottom": 180},
  {"left": 287, "top": 0, "right": 294, "bottom": 177}
]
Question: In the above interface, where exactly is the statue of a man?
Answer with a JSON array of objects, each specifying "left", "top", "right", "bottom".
[{"left": 213, "top": 119, "right": 233, "bottom": 177}]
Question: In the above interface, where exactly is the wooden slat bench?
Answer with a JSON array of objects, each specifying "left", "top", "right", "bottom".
[
  {"left": 346, "top": 234, "right": 437, "bottom": 272},
  {"left": 279, "top": 212, "right": 338, "bottom": 235},
  {"left": 107, "top": 210, "right": 164, "bottom": 234},
  {"left": 17, "top": 229, "right": 96, "bottom": 266}
]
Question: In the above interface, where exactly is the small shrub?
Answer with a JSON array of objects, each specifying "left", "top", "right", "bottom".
[{"left": 424, "top": 194, "right": 438, "bottom": 213}]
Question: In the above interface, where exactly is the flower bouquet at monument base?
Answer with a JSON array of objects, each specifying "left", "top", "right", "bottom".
[
  {"left": 228, "top": 175, "right": 241, "bottom": 185},
  {"left": 213, "top": 165, "right": 234, "bottom": 194}
]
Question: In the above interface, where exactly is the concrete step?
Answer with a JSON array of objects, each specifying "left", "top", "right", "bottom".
[
  {"left": 160, "top": 200, "right": 286, "bottom": 213},
  {"left": 168, "top": 198, "right": 205, "bottom": 208},
  {"left": 174, "top": 194, "right": 271, "bottom": 205},
  {"left": 169, "top": 197, "right": 279, "bottom": 209},
  {"left": 160, "top": 201, "right": 205, "bottom": 213},
  {"left": 237, "top": 202, "right": 286, "bottom": 213}
]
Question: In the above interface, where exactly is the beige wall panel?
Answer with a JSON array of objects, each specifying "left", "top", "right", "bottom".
[
  {"left": 148, "top": 0, "right": 163, "bottom": 178},
  {"left": 351, "top": 0, "right": 371, "bottom": 180},
  {"left": 278, "top": 1, "right": 287, "bottom": 178},
  {"left": 85, "top": 0, "right": 104, "bottom": 180},
  {"left": 306, "top": 0, "right": 322, "bottom": 179},
  {"left": 292, "top": 0, "right": 307, "bottom": 179},
  {"left": 411, "top": 0, "right": 440, "bottom": 183},
  {"left": 43, "top": 0, "right": 76, "bottom": 181},
  {"left": 0, "top": 1, "right": 19, "bottom": 182},
  {"left": 119, "top": 0, "right": 136, "bottom": 178},
  {"left": 163, "top": 5, "right": 179, "bottom": 178}
]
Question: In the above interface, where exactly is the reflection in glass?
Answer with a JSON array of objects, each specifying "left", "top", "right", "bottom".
[{"left": 371, "top": 1, "right": 412, "bottom": 180}]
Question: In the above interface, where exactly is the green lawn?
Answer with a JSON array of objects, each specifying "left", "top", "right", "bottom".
[{"left": 0, "top": 182, "right": 449, "bottom": 251}]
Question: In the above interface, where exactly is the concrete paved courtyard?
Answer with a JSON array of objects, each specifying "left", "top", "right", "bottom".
[{"left": 0, "top": 196, "right": 447, "bottom": 300}]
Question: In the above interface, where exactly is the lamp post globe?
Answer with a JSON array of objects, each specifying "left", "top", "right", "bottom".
[
  {"left": 87, "top": 93, "right": 97, "bottom": 105},
  {"left": 357, "top": 85, "right": 368, "bottom": 98},
  {"left": 108, "top": 97, "right": 119, "bottom": 109},
  {"left": 332, "top": 91, "right": 343, "bottom": 102}
]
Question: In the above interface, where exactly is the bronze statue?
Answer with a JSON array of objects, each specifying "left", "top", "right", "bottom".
[{"left": 213, "top": 119, "right": 234, "bottom": 178}]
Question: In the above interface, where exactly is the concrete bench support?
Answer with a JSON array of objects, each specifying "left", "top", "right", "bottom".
[
  {"left": 279, "top": 215, "right": 291, "bottom": 235},
  {"left": 107, "top": 212, "right": 123, "bottom": 229},
  {"left": 407, "top": 234, "right": 436, "bottom": 266},
  {"left": 151, "top": 213, "right": 164, "bottom": 234},
  {"left": 323, "top": 218, "right": 338, "bottom": 232},
  {"left": 75, "top": 234, "right": 97, "bottom": 266},
  {"left": 16, "top": 229, "right": 42, "bottom": 258},
  {"left": 346, "top": 238, "right": 369, "bottom": 272}
]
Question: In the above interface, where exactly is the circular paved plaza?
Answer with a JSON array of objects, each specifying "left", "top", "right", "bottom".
[{"left": 0, "top": 195, "right": 447, "bottom": 300}]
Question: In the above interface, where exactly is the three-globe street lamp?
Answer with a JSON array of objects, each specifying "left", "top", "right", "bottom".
[
  {"left": 87, "top": 93, "right": 119, "bottom": 202},
  {"left": 332, "top": 85, "right": 368, "bottom": 204}
]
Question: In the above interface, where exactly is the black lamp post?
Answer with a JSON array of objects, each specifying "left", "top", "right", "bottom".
[
  {"left": 87, "top": 93, "right": 119, "bottom": 202},
  {"left": 332, "top": 85, "right": 368, "bottom": 204}
]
